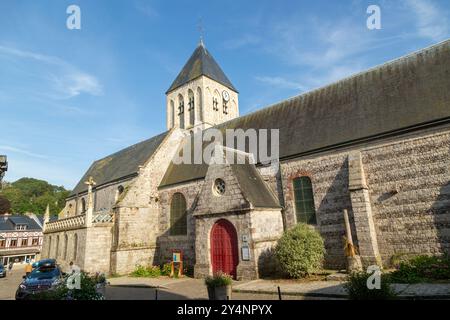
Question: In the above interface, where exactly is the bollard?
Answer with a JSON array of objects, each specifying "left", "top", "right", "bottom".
[
  {"left": 155, "top": 289, "right": 158, "bottom": 300},
  {"left": 278, "top": 286, "right": 282, "bottom": 300}
]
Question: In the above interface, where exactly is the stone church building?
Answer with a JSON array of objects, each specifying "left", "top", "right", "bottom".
[{"left": 41, "top": 39, "right": 450, "bottom": 280}]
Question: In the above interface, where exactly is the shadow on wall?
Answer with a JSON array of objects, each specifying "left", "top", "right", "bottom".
[
  {"left": 431, "top": 144, "right": 450, "bottom": 256},
  {"left": 315, "top": 159, "right": 353, "bottom": 270},
  {"left": 257, "top": 247, "right": 283, "bottom": 278},
  {"left": 153, "top": 195, "right": 198, "bottom": 274}
]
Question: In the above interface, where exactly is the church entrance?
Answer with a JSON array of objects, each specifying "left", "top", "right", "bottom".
[{"left": 210, "top": 219, "right": 239, "bottom": 279}]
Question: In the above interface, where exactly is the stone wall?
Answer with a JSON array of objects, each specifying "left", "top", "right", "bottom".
[
  {"left": 280, "top": 124, "right": 450, "bottom": 269},
  {"left": 157, "top": 180, "right": 203, "bottom": 268},
  {"left": 110, "top": 129, "right": 185, "bottom": 274},
  {"left": 363, "top": 128, "right": 450, "bottom": 265}
]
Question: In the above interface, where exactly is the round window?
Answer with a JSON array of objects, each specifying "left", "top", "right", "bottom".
[{"left": 213, "top": 178, "right": 226, "bottom": 196}]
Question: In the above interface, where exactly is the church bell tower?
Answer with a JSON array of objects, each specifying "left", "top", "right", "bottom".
[{"left": 166, "top": 41, "right": 239, "bottom": 131}]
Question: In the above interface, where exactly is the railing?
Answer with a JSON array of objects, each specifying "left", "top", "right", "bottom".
[
  {"left": 92, "top": 212, "right": 114, "bottom": 223},
  {"left": 44, "top": 211, "right": 114, "bottom": 233},
  {"left": 45, "top": 215, "right": 86, "bottom": 232}
]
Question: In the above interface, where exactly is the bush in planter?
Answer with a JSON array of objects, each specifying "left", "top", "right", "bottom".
[
  {"left": 274, "top": 223, "right": 325, "bottom": 278},
  {"left": 344, "top": 271, "right": 397, "bottom": 300},
  {"left": 205, "top": 272, "right": 233, "bottom": 300}
]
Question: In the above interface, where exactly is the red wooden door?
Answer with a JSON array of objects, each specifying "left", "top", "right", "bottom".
[{"left": 210, "top": 219, "right": 239, "bottom": 279}]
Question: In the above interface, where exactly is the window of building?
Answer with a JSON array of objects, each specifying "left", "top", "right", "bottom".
[
  {"left": 32, "top": 238, "right": 39, "bottom": 246},
  {"left": 178, "top": 94, "right": 185, "bottom": 129},
  {"left": 81, "top": 198, "right": 86, "bottom": 214},
  {"left": 0, "top": 240, "right": 5, "bottom": 248},
  {"left": 213, "top": 178, "right": 226, "bottom": 196},
  {"left": 15, "top": 224, "right": 27, "bottom": 231},
  {"left": 170, "top": 193, "right": 187, "bottom": 236},
  {"left": 213, "top": 97, "right": 219, "bottom": 111},
  {"left": 223, "top": 101, "right": 228, "bottom": 114},
  {"left": 293, "top": 177, "right": 317, "bottom": 225},
  {"left": 21, "top": 238, "right": 28, "bottom": 246},
  {"left": 10, "top": 239, "right": 17, "bottom": 247}
]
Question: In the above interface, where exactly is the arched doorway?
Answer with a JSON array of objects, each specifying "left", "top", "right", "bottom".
[{"left": 210, "top": 219, "right": 239, "bottom": 279}]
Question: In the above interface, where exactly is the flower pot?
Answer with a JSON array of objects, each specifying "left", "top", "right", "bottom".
[
  {"left": 207, "top": 286, "right": 216, "bottom": 300},
  {"left": 214, "top": 285, "right": 232, "bottom": 300}
]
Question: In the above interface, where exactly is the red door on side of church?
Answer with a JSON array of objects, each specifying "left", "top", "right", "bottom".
[{"left": 210, "top": 219, "right": 239, "bottom": 279}]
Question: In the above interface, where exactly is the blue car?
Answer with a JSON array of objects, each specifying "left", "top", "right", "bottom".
[
  {"left": 15, "top": 264, "right": 65, "bottom": 300},
  {"left": 0, "top": 263, "right": 6, "bottom": 278}
]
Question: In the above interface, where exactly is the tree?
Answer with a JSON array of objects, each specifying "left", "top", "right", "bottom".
[
  {"left": 0, "top": 195, "right": 11, "bottom": 215},
  {"left": 0, "top": 178, "right": 71, "bottom": 215}
]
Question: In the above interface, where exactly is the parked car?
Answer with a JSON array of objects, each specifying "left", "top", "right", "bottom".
[
  {"left": 15, "top": 264, "right": 65, "bottom": 300},
  {"left": 0, "top": 263, "right": 6, "bottom": 278},
  {"left": 31, "top": 259, "right": 56, "bottom": 270}
]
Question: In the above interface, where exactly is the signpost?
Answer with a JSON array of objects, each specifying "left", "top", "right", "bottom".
[{"left": 170, "top": 250, "right": 183, "bottom": 278}]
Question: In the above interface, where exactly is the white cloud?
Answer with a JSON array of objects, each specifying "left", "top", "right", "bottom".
[
  {"left": 406, "top": 0, "right": 450, "bottom": 41},
  {"left": 0, "top": 145, "right": 48, "bottom": 159},
  {"left": 255, "top": 76, "right": 306, "bottom": 91},
  {"left": 135, "top": 1, "right": 159, "bottom": 18},
  {"left": 0, "top": 45, "right": 103, "bottom": 99}
]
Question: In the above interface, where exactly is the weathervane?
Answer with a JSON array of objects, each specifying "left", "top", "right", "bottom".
[{"left": 197, "top": 17, "right": 205, "bottom": 46}]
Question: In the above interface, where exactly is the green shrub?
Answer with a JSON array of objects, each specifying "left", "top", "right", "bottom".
[
  {"left": 160, "top": 263, "right": 172, "bottom": 276},
  {"left": 29, "top": 272, "right": 105, "bottom": 300},
  {"left": 389, "top": 255, "right": 450, "bottom": 283},
  {"left": 344, "top": 271, "right": 397, "bottom": 300},
  {"left": 205, "top": 272, "right": 233, "bottom": 288},
  {"left": 274, "top": 223, "right": 325, "bottom": 278},
  {"left": 130, "top": 265, "right": 161, "bottom": 278}
]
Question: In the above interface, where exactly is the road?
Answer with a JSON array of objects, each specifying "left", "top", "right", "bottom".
[
  {"left": 0, "top": 266, "right": 25, "bottom": 300},
  {"left": 0, "top": 269, "right": 314, "bottom": 300}
]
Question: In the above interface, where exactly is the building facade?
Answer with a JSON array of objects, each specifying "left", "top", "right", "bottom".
[
  {"left": 42, "top": 40, "right": 450, "bottom": 280},
  {"left": 0, "top": 214, "right": 45, "bottom": 265}
]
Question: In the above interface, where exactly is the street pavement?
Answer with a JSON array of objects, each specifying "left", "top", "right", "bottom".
[{"left": 0, "top": 266, "right": 26, "bottom": 300}]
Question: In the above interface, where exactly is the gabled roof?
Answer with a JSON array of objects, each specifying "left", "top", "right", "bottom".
[
  {"left": 159, "top": 39, "right": 450, "bottom": 188},
  {"left": 166, "top": 42, "right": 237, "bottom": 93},
  {"left": 70, "top": 131, "right": 169, "bottom": 196},
  {"left": 230, "top": 164, "right": 280, "bottom": 209},
  {"left": 0, "top": 215, "right": 42, "bottom": 231}
]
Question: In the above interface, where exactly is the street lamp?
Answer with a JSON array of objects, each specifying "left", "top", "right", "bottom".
[{"left": 0, "top": 155, "right": 7, "bottom": 187}]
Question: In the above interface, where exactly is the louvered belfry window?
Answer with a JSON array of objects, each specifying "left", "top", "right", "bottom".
[
  {"left": 293, "top": 177, "right": 317, "bottom": 225},
  {"left": 170, "top": 193, "right": 187, "bottom": 235}
]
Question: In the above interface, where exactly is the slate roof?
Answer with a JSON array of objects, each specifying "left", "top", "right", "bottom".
[
  {"left": 231, "top": 164, "right": 280, "bottom": 208},
  {"left": 166, "top": 42, "right": 237, "bottom": 93},
  {"left": 70, "top": 131, "right": 169, "bottom": 196},
  {"left": 159, "top": 39, "right": 450, "bottom": 188},
  {"left": 0, "top": 215, "right": 42, "bottom": 231}
]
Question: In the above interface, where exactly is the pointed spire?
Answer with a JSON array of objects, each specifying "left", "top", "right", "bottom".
[{"left": 44, "top": 204, "right": 50, "bottom": 223}]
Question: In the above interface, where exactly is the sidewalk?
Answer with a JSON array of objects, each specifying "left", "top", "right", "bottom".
[{"left": 232, "top": 279, "right": 450, "bottom": 299}]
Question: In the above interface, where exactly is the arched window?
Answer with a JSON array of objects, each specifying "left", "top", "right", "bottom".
[
  {"left": 73, "top": 234, "right": 78, "bottom": 260},
  {"left": 47, "top": 236, "right": 52, "bottom": 258},
  {"left": 63, "top": 234, "right": 68, "bottom": 260},
  {"left": 55, "top": 235, "right": 60, "bottom": 258},
  {"left": 81, "top": 198, "right": 86, "bottom": 214},
  {"left": 213, "top": 90, "right": 220, "bottom": 111},
  {"left": 171, "top": 100, "right": 175, "bottom": 128},
  {"left": 188, "top": 89, "right": 195, "bottom": 127},
  {"left": 293, "top": 177, "right": 317, "bottom": 225},
  {"left": 178, "top": 94, "right": 185, "bottom": 129},
  {"left": 170, "top": 193, "right": 187, "bottom": 236},
  {"left": 196, "top": 87, "right": 203, "bottom": 122}
]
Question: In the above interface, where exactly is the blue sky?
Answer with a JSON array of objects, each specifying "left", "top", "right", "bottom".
[{"left": 1, "top": 0, "right": 449, "bottom": 189}]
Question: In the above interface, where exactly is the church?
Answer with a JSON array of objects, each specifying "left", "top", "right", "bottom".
[{"left": 41, "top": 39, "right": 450, "bottom": 280}]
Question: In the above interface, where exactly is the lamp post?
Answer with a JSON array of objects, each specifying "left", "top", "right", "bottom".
[{"left": 0, "top": 155, "right": 7, "bottom": 188}]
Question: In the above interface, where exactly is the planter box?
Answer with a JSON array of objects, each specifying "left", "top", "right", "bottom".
[{"left": 207, "top": 285, "right": 232, "bottom": 300}]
